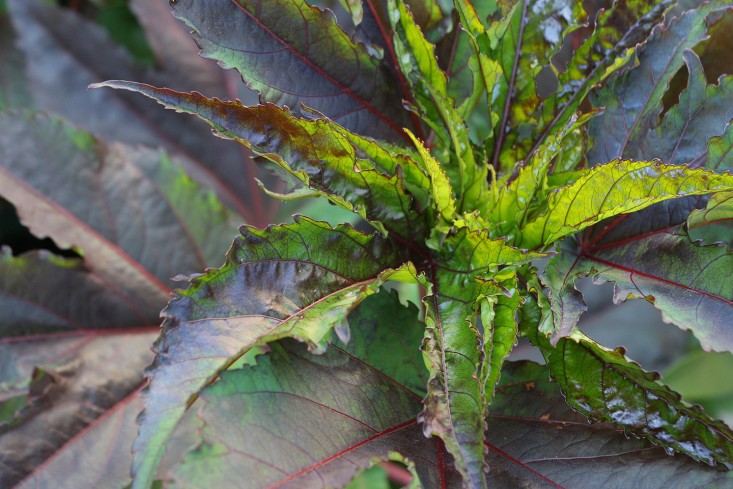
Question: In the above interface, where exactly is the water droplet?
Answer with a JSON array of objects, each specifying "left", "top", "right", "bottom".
[{"left": 169, "top": 0, "right": 178, "bottom": 5}]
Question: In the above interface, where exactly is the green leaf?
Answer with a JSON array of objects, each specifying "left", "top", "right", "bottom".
[
  {"left": 519, "top": 160, "right": 733, "bottom": 249},
  {"left": 485, "top": 361, "right": 733, "bottom": 487},
  {"left": 388, "top": 0, "right": 488, "bottom": 214},
  {"left": 162, "top": 291, "right": 458, "bottom": 488},
  {"left": 687, "top": 191, "right": 733, "bottom": 248},
  {"left": 420, "top": 228, "right": 543, "bottom": 487},
  {"left": 91, "top": 82, "right": 427, "bottom": 239},
  {"left": 131, "top": 218, "right": 417, "bottom": 489},
  {"left": 0, "top": 111, "right": 242, "bottom": 329},
  {"left": 533, "top": 331, "right": 733, "bottom": 467},
  {"left": 167, "top": 0, "right": 414, "bottom": 142},
  {"left": 486, "top": 112, "right": 597, "bottom": 242},
  {"left": 480, "top": 283, "right": 521, "bottom": 404}
]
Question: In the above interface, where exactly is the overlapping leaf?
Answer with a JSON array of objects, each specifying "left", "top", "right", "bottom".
[
  {"left": 91, "top": 82, "right": 427, "bottom": 239},
  {"left": 0, "top": 112, "right": 241, "bottom": 327},
  {"left": 0, "top": 112, "right": 240, "bottom": 487},
  {"left": 130, "top": 217, "right": 417, "bottom": 489},
  {"left": 420, "top": 228, "right": 544, "bottom": 487},
  {"left": 519, "top": 160, "right": 733, "bottom": 249},
  {"left": 545, "top": 229, "right": 733, "bottom": 352},
  {"left": 486, "top": 361, "right": 733, "bottom": 488},
  {"left": 389, "top": 0, "right": 488, "bottom": 213},
  {"left": 161, "top": 291, "right": 459, "bottom": 489},
  {"left": 5, "top": 0, "right": 270, "bottom": 224},
  {"left": 167, "top": 0, "right": 414, "bottom": 142},
  {"left": 546, "top": 1, "right": 733, "bottom": 347},
  {"left": 533, "top": 331, "right": 733, "bottom": 467},
  {"left": 687, "top": 191, "right": 733, "bottom": 247}
]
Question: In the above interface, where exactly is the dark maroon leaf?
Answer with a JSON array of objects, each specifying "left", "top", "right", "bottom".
[
  {"left": 167, "top": 0, "right": 416, "bottom": 142},
  {"left": 6, "top": 0, "right": 269, "bottom": 224},
  {"left": 485, "top": 361, "right": 733, "bottom": 488}
]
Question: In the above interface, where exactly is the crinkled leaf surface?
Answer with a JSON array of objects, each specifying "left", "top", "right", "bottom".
[
  {"left": 131, "top": 217, "right": 416, "bottom": 489},
  {"left": 389, "top": 0, "right": 488, "bottom": 213},
  {"left": 163, "top": 290, "right": 459, "bottom": 489},
  {"left": 91, "top": 82, "right": 427, "bottom": 239},
  {"left": 546, "top": 1, "right": 733, "bottom": 346},
  {"left": 6, "top": 0, "right": 268, "bottom": 223},
  {"left": 532, "top": 332, "right": 733, "bottom": 468},
  {"left": 0, "top": 111, "right": 241, "bottom": 327},
  {"left": 167, "top": 0, "right": 415, "bottom": 142},
  {"left": 519, "top": 160, "right": 733, "bottom": 249},
  {"left": 420, "top": 228, "right": 544, "bottom": 487},
  {"left": 485, "top": 361, "right": 733, "bottom": 488}
]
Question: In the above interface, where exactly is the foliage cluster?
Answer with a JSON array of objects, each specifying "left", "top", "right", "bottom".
[{"left": 1, "top": 0, "right": 733, "bottom": 487}]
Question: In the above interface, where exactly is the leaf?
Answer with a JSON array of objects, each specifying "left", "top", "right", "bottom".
[
  {"left": 420, "top": 228, "right": 544, "bottom": 488},
  {"left": 0, "top": 111, "right": 242, "bottom": 327},
  {"left": 518, "top": 160, "right": 733, "bottom": 249},
  {"left": 389, "top": 0, "right": 489, "bottom": 214},
  {"left": 128, "top": 0, "right": 241, "bottom": 99},
  {"left": 160, "top": 291, "right": 458, "bottom": 488},
  {"left": 167, "top": 0, "right": 414, "bottom": 142},
  {"left": 0, "top": 335, "right": 154, "bottom": 488},
  {"left": 0, "top": 111, "right": 235, "bottom": 486},
  {"left": 0, "top": 7, "right": 30, "bottom": 110},
  {"left": 131, "top": 217, "right": 417, "bottom": 489},
  {"left": 547, "top": 1, "right": 733, "bottom": 351},
  {"left": 480, "top": 284, "right": 521, "bottom": 405},
  {"left": 486, "top": 112, "right": 597, "bottom": 243},
  {"left": 91, "top": 82, "right": 427, "bottom": 240},
  {"left": 6, "top": 0, "right": 267, "bottom": 224},
  {"left": 546, "top": 227, "right": 733, "bottom": 352},
  {"left": 589, "top": 1, "right": 733, "bottom": 166},
  {"left": 533, "top": 331, "right": 733, "bottom": 467},
  {"left": 485, "top": 361, "right": 733, "bottom": 488},
  {"left": 687, "top": 191, "right": 733, "bottom": 248}
]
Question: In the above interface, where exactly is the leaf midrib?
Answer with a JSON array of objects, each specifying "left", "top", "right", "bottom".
[{"left": 227, "top": 0, "right": 408, "bottom": 141}]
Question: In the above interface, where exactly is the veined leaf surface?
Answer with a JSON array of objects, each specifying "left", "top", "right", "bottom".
[
  {"left": 131, "top": 217, "right": 416, "bottom": 489},
  {"left": 168, "top": 0, "right": 414, "bottom": 142}
]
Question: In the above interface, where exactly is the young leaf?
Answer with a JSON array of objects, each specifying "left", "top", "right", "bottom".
[
  {"left": 486, "top": 361, "right": 733, "bottom": 487},
  {"left": 0, "top": 111, "right": 241, "bottom": 324},
  {"left": 481, "top": 284, "right": 521, "bottom": 404},
  {"left": 388, "top": 0, "right": 489, "bottom": 213},
  {"left": 131, "top": 218, "right": 418, "bottom": 489},
  {"left": 518, "top": 160, "right": 733, "bottom": 249},
  {"left": 6, "top": 0, "right": 268, "bottom": 224},
  {"left": 420, "top": 229, "right": 544, "bottom": 487},
  {"left": 534, "top": 332, "right": 733, "bottom": 467},
  {"left": 167, "top": 0, "right": 414, "bottom": 142},
  {"left": 90, "top": 82, "right": 427, "bottom": 240}
]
